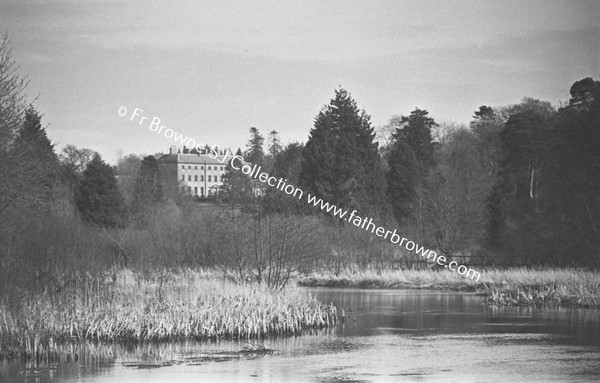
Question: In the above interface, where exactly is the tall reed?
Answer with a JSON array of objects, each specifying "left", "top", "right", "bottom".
[
  {"left": 0, "top": 269, "right": 338, "bottom": 360},
  {"left": 299, "top": 267, "right": 600, "bottom": 308}
]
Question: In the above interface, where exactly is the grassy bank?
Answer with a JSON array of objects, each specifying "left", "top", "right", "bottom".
[
  {"left": 298, "top": 268, "right": 600, "bottom": 308},
  {"left": 0, "top": 269, "right": 338, "bottom": 360}
]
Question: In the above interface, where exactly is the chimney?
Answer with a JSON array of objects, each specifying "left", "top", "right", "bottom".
[{"left": 169, "top": 146, "right": 177, "bottom": 155}]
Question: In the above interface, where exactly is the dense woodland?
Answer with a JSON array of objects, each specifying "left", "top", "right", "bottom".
[{"left": 1, "top": 35, "right": 599, "bottom": 303}]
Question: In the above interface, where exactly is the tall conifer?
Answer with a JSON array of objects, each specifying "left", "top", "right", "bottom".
[
  {"left": 301, "top": 88, "right": 388, "bottom": 218},
  {"left": 77, "top": 153, "right": 126, "bottom": 227}
]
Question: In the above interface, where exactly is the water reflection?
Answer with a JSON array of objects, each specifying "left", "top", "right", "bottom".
[
  {"left": 315, "top": 288, "right": 600, "bottom": 346},
  {"left": 2, "top": 289, "right": 600, "bottom": 382}
]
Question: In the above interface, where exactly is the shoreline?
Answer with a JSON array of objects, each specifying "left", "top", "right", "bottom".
[
  {"left": 297, "top": 267, "right": 600, "bottom": 309},
  {"left": 0, "top": 269, "right": 338, "bottom": 361}
]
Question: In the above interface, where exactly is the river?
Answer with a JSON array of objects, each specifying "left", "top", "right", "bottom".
[{"left": 2, "top": 288, "right": 600, "bottom": 382}]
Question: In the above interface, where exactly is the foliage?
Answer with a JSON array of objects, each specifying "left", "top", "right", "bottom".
[
  {"left": 386, "top": 138, "right": 418, "bottom": 225},
  {"left": 131, "top": 155, "right": 163, "bottom": 226},
  {"left": 0, "top": 34, "right": 28, "bottom": 149},
  {"left": 114, "top": 153, "right": 142, "bottom": 205},
  {"left": 386, "top": 108, "right": 437, "bottom": 242},
  {"left": 393, "top": 108, "right": 437, "bottom": 168},
  {"left": 59, "top": 144, "right": 95, "bottom": 175},
  {"left": 245, "top": 126, "right": 265, "bottom": 165},
  {"left": 77, "top": 153, "right": 127, "bottom": 228},
  {"left": 0, "top": 269, "right": 339, "bottom": 359},
  {"left": 301, "top": 88, "right": 388, "bottom": 219},
  {"left": 263, "top": 142, "right": 307, "bottom": 214},
  {"left": 267, "top": 130, "right": 282, "bottom": 162},
  {"left": 422, "top": 128, "right": 489, "bottom": 255},
  {"left": 1, "top": 23, "right": 599, "bottom": 316},
  {"left": 220, "top": 158, "right": 254, "bottom": 207},
  {"left": 208, "top": 210, "right": 326, "bottom": 289},
  {"left": 540, "top": 77, "right": 600, "bottom": 265},
  {"left": 299, "top": 267, "right": 600, "bottom": 308},
  {"left": 485, "top": 99, "right": 557, "bottom": 260}
]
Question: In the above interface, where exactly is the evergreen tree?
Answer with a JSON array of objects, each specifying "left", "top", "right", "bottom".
[
  {"left": 485, "top": 106, "right": 554, "bottom": 260},
  {"left": 300, "top": 88, "right": 388, "bottom": 217},
  {"left": 267, "top": 130, "right": 282, "bottom": 158},
  {"left": 131, "top": 155, "right": 163, "bottom": 225},
  {"left": 245, "top": 127, "right": 265, "bottom": 165},
  {"left": 500, "top": 111, "right": 549, "bottom": 208},
  {"left": 542, "top": 77, "right": 600, "bottom": 264},
  {"left": 395, "top": 108, "right": 437, "bottom": 169},
  {"left": 473, "top": 105, "right": 495, "bottom": 120},
  {"left": 386, "top": 108, "right": 437, "bottom": 224},
  {"left": 77, "top": 153, "right": 126, "bottom": 227},
  {"left": 263, "top": 142, "right": 306, "bottom": 214},
  {"left": 470, "top": 105, "right": 504, "bottom": 179},
  {"left": 386, "top": 138, "right": 418, "bottom": 224},
  {"left": 7, "top": 106, "right": 60, "bottom": 211},
  {"left": 220, "top": 158, "right": 254, "bottom": 208}
]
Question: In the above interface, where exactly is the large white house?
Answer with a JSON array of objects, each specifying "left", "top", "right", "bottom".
[{"left": 157, "top": 146, "right": 234, "bottom": 198}]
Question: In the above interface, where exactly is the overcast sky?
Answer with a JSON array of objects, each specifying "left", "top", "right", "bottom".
[{"left": 0, "top": 0, "right": 598, "bottom": 164}]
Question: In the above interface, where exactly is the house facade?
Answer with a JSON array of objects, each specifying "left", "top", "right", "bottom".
[{"left": 157, "top": 146, "right": 233, "bottom": 198}]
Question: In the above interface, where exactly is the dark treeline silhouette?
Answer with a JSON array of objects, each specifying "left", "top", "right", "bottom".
[{"left": 1, "top": 33, "right": 599, "bottom": 303}]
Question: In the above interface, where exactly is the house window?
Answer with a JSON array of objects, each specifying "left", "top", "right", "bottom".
[
  {"left": 208, "top": 175, "right": 212, "bottom": 182},
  {"left": 208, "top": 166, "right": 211, "bottom": 170},
  {"left": 214, "top": 175, "right": 218, "bottom": 182},
  {"left": 194, "top": 166, "right": 197, "bottom": 170},
  {"left": 181, "top": 175, "right": 184, "bottom": 181},
  {"left": 220, "top": 166, "right": 224, "bottom": 170},
  {"left": 181, "top": 165, "right": 184, "bottom": 169},
  {"left": 188, "top": 175, "right": 191, "bottom": 181},
  {"left": 194, "top": 175, "right": 198, "bottom": 181},
  {"left": 200, "top": 176, "right": 204, "bottom": 182},
  {"left": 194, "top": 186, "right": 198, "bottom": 195},
  {"left": 188, "top": 165, "right": 191, "bottom": 169},
  {"left": 201, "top": 166, "right": 204, "bottom": 170},
  {"left": 200, "top": 187, "right": 204, "bottom": 195}
]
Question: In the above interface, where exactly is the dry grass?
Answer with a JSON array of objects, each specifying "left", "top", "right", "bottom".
[
  {"left": 299, "top": 267, "right": 600, "bottom": 308},
  {"left": 0, "top": 269, "right": 338, "bottom": 360},
  {"left": 298, "top": 268, "right": 481, "bottom": 290}
]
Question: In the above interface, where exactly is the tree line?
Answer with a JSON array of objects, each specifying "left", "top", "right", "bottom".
[
  {"left": 1, "top": 33, "right": 598, "bottom": 301},
  {"left": 223, "top": 82, "right": 599, "bottom": 270}
]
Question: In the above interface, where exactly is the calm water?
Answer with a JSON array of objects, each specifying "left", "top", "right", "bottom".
[{"left": 2, "top": 288, "right": 600, "bottom": 382}]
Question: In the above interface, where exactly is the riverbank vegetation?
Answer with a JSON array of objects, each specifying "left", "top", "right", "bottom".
[
  {"left": 1, "top": 32, "right": 599, "bottom": 361},
  {"left": 299, "top": 268, "right": 600, "bottom": 308},
  {"left": 0, "top": 269, "right": 337, "bottom": 360}
]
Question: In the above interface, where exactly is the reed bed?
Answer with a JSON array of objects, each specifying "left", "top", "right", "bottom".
[
  {"left": 299, "top": 268, "right": 481, "bottom": 290},
  {"left": 0, "top": 269, "right": 338, "bottom": 360},
  {"left": 299, "top": 267, "right": 600, "bottom": 308}
]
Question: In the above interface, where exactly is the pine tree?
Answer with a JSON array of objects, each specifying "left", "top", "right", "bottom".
[
  {"left": 6, "top": 106, "right": 60, "bottom": 211},
  {"left": 485, "top": 105, "right": 554, "bottom": 260},
  {"left": 300, "top": 88, "right": 388, "bottom": 217},
  {"left": 386, "top": 108, "right": 437, "bottom": 224},
  {"left": 245, "top": 127, "right": 265, "bottom": 165},
  {"left": 499, "top": 111, "right": 549, "bottom": 210},
  {"left": 263, "top": 142, "right": 306, "bottom": 214},
  {"left": 473, "top": 105, "right": 495, "bottom": 120},
  {"left": 386, "top": 138, "right": 418, "bottom": 225},
  {"left": 543, "top": 77, "right": 600, "bottom": 264},
  {"left": 267, "top": 130, "right": 282, "bottom": 158},
  {"left": 395, "top": 108, "right": 437, "bottom": 169},
  {"left": 77, "top": 153, "right": 126, "bottom": 227}
]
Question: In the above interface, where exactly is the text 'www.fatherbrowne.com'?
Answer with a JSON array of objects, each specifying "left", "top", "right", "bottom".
[
  {"left": 230, "top": 157, "right": 481, "bottom": 282},
  {"left": 118, "top": 105, "right": 481, "bottom": 281}
]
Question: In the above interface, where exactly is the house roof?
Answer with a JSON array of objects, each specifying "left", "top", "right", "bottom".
[{"left": 157, "top": 153, "right": 233, "bottom": 165}]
